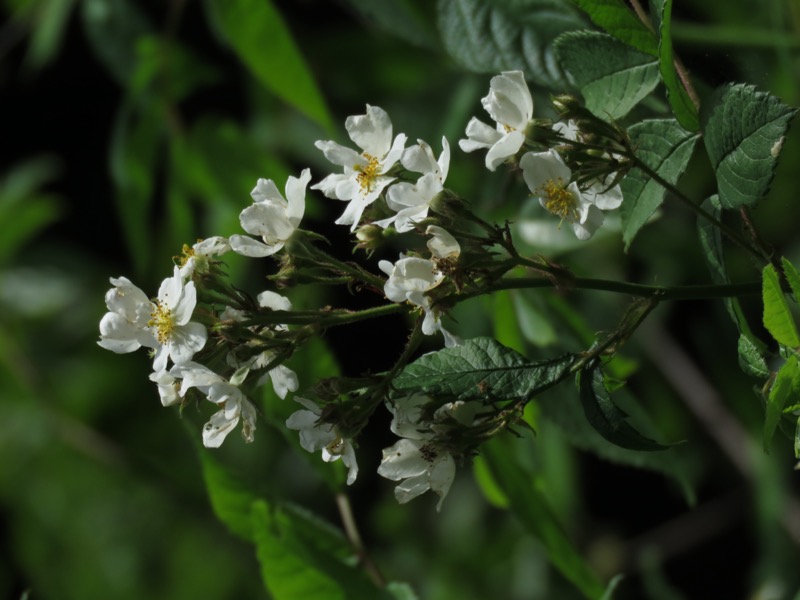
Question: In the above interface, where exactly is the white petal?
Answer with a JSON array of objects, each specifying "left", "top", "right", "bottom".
[
  {"left": 167, "top": 322, "right": 207, "bottom": 365},
  {"left": 268, "top": 364, "right": 299, "bottom": 399},
  {"left": 484, "top": 130, "right": 525, "bottom": 171},
  {"left": 311, "top": 172, "right": 351, "bottom": 200},
  {"left": 585, "top": 178, "right": 623, "bottom": 211},
  {"left": 314, "top": 140, "right": 365, "bottom": 169},
  {"left": 229, "top": 234, "right": 282, "bottom": 258},
  {"left": 202, "top": 409, "right": 239, "bottom": 448},
  {"left": 250, "top": 178, "right": 283, "bottom": 203},
  {"left": 572, "top": 204, "right": 604, "bottom": 240},
  {"left": 426, "top": 225, "right": 460, "bottom": 259},
  {"left": 520, "top": 149, "right": 572, "bottom": 193},
  {"left": 341, "top": 443, "right": 359, "bottom": 485},
  {"left": 157, "top": 267, "right": 184, "bottom": 311},
  {"left": 393, "top": 473, "right": 431, "bottom": 504},
  {"left": 346, "top": 105, "right": 393, "bottom": 157},
  {"left": 257, "top": 290, "right": 292, "bottom": 311},
  {"left": 171, "top": 280, "right": 197, "bottom": 326},
  {"left": 105, "top": 277, "right": 152, "bottom": 325},
  {"left": 429, "top": 455, "right": 456, "bottom": 511},
  {"left": 98, "top": 312, "right": 143, "bottom": 354},
  {"left": 284, "top": 168, "right": 311, "bottom": 224},
  {"left": 459, "top": 118, "right": 501, "bottom": 152},
  {"left": 377, "top": 439, "right": 428, "bottom": 480},
  {"left": 482, "top": 70, "right": 533, "bottom": 131}
]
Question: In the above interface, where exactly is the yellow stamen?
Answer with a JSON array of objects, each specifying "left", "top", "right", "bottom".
[
  {"left": 355, "top": 153, "right": 381, "bottom": 193},
  {"left": 541, "top": 179, "right": 579, "bottom": 223},
  {"left": 148, "top": 301, "right": 174, "bottom": 344},
  {"left": 174, "top": 243, "right": 194, "bottom": 267}
]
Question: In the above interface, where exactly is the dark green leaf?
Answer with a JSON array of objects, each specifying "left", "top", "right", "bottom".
[
  {"left": 569, "top": 0, "right": 658, "bottom": 55},
  {"left": 199, "top": 451, "right": 259, "bottom": 541},
  {"left": 764, "top": 355, "right": 800, "bottom": 451},
  {"left": 483, "top": 437, "right": 606, "bottom": 600},
  {"left": 702, "top": 84, "right": 797, "bottom": 209},
  {"left": 762, "top": 263, "right": 800, "bottom": 348},
  {"left": 109, "top": 101, "right": 163, "bottom": 275},
  {"left": 600, "top": 575, "right": 625, "bottom": 600},
  {"left": 657, "top": 0, "right": 699, "bottom": 131},
  {"left": 436, "top": 0, "right": 585, "bottom": 89},
  {"left": 23, "top": 0, "right": 77, "bottom": 71},
  {"left": 620, "top": 119, "right": 699, "bottom": 250},
  {"left": 342, "top": 0, "right": 438, "bottom": 49},
  {"left": 205, "top": 0, "right": 333, "bottom": 131},
  {"left": 738, "top": 334, "right": 770, "bottom": 379},
  {"left": 392, "top": 337, "right": 575, "bottom": 401},
  {"left": 578, "top": 366, "right": 668, "bottom": 451},
  {"left": 781, "top": 257, "right": 800, "bottom": 302},
  {"left": 555, "top": 31, "right": 660, "bottom": 119}
]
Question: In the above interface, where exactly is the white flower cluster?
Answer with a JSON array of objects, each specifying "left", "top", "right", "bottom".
[{"left": 99, "top": 68, "right": 627, "bottom": 509}]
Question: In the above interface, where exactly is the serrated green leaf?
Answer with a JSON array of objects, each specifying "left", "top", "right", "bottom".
[
  {"left": 620, "top": 119, "right": 699, "bottom": 250},
  {"left": 762, "top": 264, "right": 800, "bottom": 348},
  {"left": 702, "top": 84, "right": 797, "bottom": 210},
  {"left": 392, "top": 337, "right": 575, "bottom": 401},
  {"left": 738, "top": 334, "right": 770, "bottom": 379},
  {"left": 483, "top": 437, "right": 606, "bottom": 599},
  {"left": 199, "top": 451, "right": 259, "bottom": 541},
  {"left": 436, "top": 0, "right": 585, "bottom": 89},
  {"left": 765, "top": 355, "right": 800, "bottom": 451},
  {"left": 569, "top": 0, "right": 658, "bottom": 55},
  {"left": 781, "top": 257, "right": 800, "bottom": 302},
  {"left": 555, "top": 31, "right": 659, "bottom": 119},
  {"left": 342, "top": 0, "right": 437, "bottom": 49},
  {"left": 657, "top": 0, "right": 698, "bottom": 131},
  {"left": 205, "top": 0, "right": 332, "bottom": 131},
  {"left": 578, "top": 367, "right": 668, "bottom": 451}
]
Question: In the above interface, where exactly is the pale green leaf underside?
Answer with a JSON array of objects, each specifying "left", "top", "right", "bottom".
[
  {"left": 762, "top": 263, "right": 800, "bottom": 348},
  {"left": 437, "top": 0, "right": 585, "bottom": 88},
  {"left": 393, "top": 337, "right": 575, "bottom": 401},
  {"left": 569, "top": 0, "right": 658, "bottom": 56},
  {"left": 702, "top": 83, "right": 797, "bottom": 209},
  {"left": 555, "top": 30, "right": 659, "bottom": 119},
  {"left": 620, "top": 119, "right": 699, "bottom": 250}
]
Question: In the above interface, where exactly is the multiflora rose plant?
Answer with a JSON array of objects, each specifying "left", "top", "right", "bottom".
[{"left": 99, "top": 68, "right": 799, "bottom": 519}]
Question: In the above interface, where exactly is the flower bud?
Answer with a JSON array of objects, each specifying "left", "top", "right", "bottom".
[{"left": 355, "top": 224, "right": 387, "bottom": 252}]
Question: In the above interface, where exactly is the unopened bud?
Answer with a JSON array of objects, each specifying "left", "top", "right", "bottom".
[{"left": 355, "top": 224, "right": 386, "bottom": 252}]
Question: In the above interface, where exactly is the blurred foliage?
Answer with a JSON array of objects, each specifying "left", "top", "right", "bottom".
[{"left": 2, "top": 0, "right": 800, "bottom": 599}]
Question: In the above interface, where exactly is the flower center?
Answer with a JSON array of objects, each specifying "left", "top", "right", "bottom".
[
  {"left": 355, "top": 153, "right": 381, "bottom": 193},
  {"left": 175, "top": 243, "right": 194, "bottom": 267},
  {"left": 325, "top": 436, "right": 346, "bottom": 456},
  {"left": 541, "top": 179, "right": 578, "bottom": 223},
  {"left": 419, "top": 443, "right": 439, "bottom": 464},
  {"left": 149, "top": 301, "right": 175, "bottom": 344}
]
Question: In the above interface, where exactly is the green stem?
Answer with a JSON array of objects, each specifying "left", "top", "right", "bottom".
[
  {"left": 240, "top": 303, "right": 406, "bottom": 328},
  {"left": 447, "top": 276, "right": 761, "bottom": 303}
]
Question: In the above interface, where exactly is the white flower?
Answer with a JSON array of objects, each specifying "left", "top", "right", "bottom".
[
  {"left": 377, "top": 137, "right": 450, "bottom": 232},
  {"left": 312, "top": 105, "right": 406, "bottom": 230},
  {"left": 378, "top": 394, "right": 456, "bottom": 511},
  {"left": 459, "top": 71, "right": 533, "bottom": 171},
  {"left": 286, "top": 397, "right": 358, "bottom": 485},
  {"left": 149, "top": 369, "right": 181, "bottom": 407},
  {"left": 520, "top": 149, "right": 622, "bottom": 240},
  {"left": 178, "top": 237, "right": 231, "bottom": 279},
  {"left": 173, "top": 362, "right": 258, "bottom": 448},
  {"left": 379, "top": 256, "right": 459, "bottom": 347},
  {"left": 98, "top": 276, "right": 158, "bottom": 354},
  {"left": 230, "top": 169, "right": 311, "bottom": 257},
  {"left": 425, "top": 225, "right": 460, "bottom": 260},
  {"left": 148, "top": 267, "right": 208, "bottom": 372}
]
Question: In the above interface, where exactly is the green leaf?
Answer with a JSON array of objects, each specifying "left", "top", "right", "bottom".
[
  {"left": 252, "top": 501, "right": 394, "bottom": 600},
  {"left": 0, "top": 158, "right": 62, "bottom": 263},
  {"left": 22, "top": 0, "right": 77, "bottom": 71},
  {"left": 762, "top": 263, "right": 800, "bottom": 348},
  {"left": 483, "top": 437, "right": 606, "bottom": 600},
  {"left": 436, "top": 0, "right": 585, "bottom": 89},
  {"left": 205, "top": 0, "right": 332, "bottom": 131},
  {"left": 578, "top": 366, "right": 668, "bottom": 451},
  {"left": 109, "top": 101, "right": 163, "bottom": 275},
  {"left": 199, "top": 451, "right": 259, "bottom": 541},
  {"left": 492, "top": 291, "right": 527, "bottom": 353},
  {"left": 657, "top": 0, "right": 699, "bottom": 131},
  {"left": 702, "top": 84, "right": 797, "bottom": 210},
  {"left": 472, "top": 454, "right": 510, "bottom": 508},
  {"left": 795, "top": 417, "right": 800, "bottom": 459},
  {"left": 341, "top": 0, "right": 438, "bottom": 49},
  {"left": 738, "top": 334, "right": 770, "bottom": 379},
  {"left": 538, "top": 383, "right": 694, "bottom": 502},
  {"left": 568, "top": 0, "right": 658, "bottom": 55},
  {"left": 765, "top": 355, "right": 800, "bottom": 450},
  {"left": 392, "top": 337, "right": 575, "bottom": 401},
  {"left": 601, "top": 575, "right": 625, "bottom": 600},
  {"left": 781, "top": 257, "right": 800, "bottom": 302},
  {"left": 620, "top": 119, "right": 699, "bottom": 250},
  {"left": 697, "top": 195, "right": 769, "bottom": 377},
  {"left": 555, "top": 31, "right": 660, "bottom": 120}
]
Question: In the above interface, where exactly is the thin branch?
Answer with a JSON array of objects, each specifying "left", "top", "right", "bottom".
[{"left": 336, "top": 493, "right": 386, "bottom": 587}]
